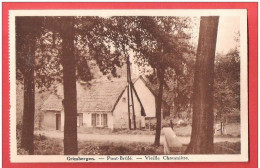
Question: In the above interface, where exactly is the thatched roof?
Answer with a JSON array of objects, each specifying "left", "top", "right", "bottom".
[
  {"left": 41, "top": 77, "right": 128, "bottom": 113},
  {"left": 41, "top": 76, "right": 169, "bottom": 115}
]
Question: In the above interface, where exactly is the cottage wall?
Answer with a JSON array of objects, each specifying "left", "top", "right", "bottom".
[
  {"left": 43, "top": 110, "right": 114, "bottom": 131},
  {"left": 42, "top": 110, "right": 60, "bottom": 130},
  {"left": 107, "top": 113, "right": 114, "bottom": 129},
  {"left": 134, "top": 78, "right": 156, "bottom": 118},
  {"left": 41, "top": 77, "right": 165, "bottom": 131},
  {"left": 113, "top": 87, "right": 144, "bottom": 129},
  {"left": 84, "top": 112, "right": 92, "bottom": 127}
]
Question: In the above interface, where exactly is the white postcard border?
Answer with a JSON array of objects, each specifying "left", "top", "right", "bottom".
[{"left": 9, "top": 9, "right": 248, "bottom": 163}]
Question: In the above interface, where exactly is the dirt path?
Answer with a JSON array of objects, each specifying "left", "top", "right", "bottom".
[{"left": 36, "top": 131, "right": 240, "bottom": 145}]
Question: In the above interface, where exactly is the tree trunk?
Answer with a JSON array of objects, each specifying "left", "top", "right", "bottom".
[
  {"left": 186, "top": 16, "right": 219, "bottom": 154},
  {"left": 154, "top": 68, "right": 165, "bottom": 146},
  {"left": 21, "top": 44, "right": 35, "bottom": 155},
  {"left": 60, "top": 18, "right": 78, "bottom": 155},
  {"left": 175, "top": 75, "right": 180, "bottom": 118},
  {"left": 188, "top": 98, "right": 192, "bottom": 119},
  {"left": 219, "top": 94, "right": 223, "bottom": 135}
]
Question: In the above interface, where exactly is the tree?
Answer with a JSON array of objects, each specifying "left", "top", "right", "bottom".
[
  {"left": 126, "top": 16, "right": 192, "bottom": 146},
  {"left": 214, "top": 44, "right": 240, "bottom": 132},
  {"left": 170, "top": 61, "right": 194, "bottom": 118},
  {"left": 16, "top": 17, "right": 44, "bottom": 154},
  {"left": 16, "top": 17, "right": 68, "bottom": 154},
  {"left": 186, "top": 16, "right": 219, "bottom": 154},
  {"left": 142, "top": 56, "right": 195, "bottom": 120},
  {"left": 16, "top": 16, "right": 124, "bottom": 154},
  {"left": 43, "top": 16, "right": 123, "bottom": 154},
  {"left": 102, "top": 17, "right": 144, "bottom": 129},
  {"left": 214, "top": 32, "right": 240, "bottom": 124},
  {"left": 56, "top": 17, "right": 78, "bottom": 154}
]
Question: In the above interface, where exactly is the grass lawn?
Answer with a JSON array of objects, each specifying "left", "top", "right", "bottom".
[
  {"left": 17, "top": 134, "right": 240, "bottom": 155},
  {"left": 78, "top": 141, "right": 164, "bottom": 155},
  {"left": 78, "top": 123, "right": 240, "bottom": 137},
  {"left": 78, "top": 127, "right": 156, "bottom": 135},
  {"left": 17, "top": 135, "right": 164, "bottom": 155}
]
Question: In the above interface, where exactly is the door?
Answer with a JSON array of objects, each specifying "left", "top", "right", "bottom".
[{"left": 56, "top": 113, "right": 61, "bottom": 130}]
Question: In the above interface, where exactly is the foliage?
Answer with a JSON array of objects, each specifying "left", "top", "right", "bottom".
[
  {"left": 17, "top": 121, "right": 62, "bottom": 155},
  {"left": 16, "top": 16, "right": 123, "bottom": 91},
  {"left": 214, "top": 36, "right": 240, "bottom": 120},
  {"left": 130, "top": 17, "right": 193, "bottom": 145},
  {"left": 34, "top": 136, "right": 63, "bottom": 155},
  {"left": 214, "top": 142, "right": 240, "bottom": 154},
  {"left": 130, "top": 17, "right": 194, "bottom": 118},
  {"left": 145, "top": 60, "right": 195, "bottom": 118}
]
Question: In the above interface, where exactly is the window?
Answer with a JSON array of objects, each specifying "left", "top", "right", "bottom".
[
  {"left": 91, "top": 113, "right": 96, "bottom": 126},
  {"left": 92, "top": 113, "right": 108, "bottom": 127},
  {"left": 77, "top": 113, "right": 83, "bottom": 127},
  {"left": 96, "top": 114, "right": 101, "bottom": 126},
  {"left": 100, "top": 114, "right": 104, "bottom": 126}
]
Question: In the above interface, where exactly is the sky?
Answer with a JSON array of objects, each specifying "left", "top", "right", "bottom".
[
  {"left": 216, "top": 16, "right": 240, "bottom": 54},
  {"left": 132, "top": 16, "right": 241, "bottom": 75},
  {"left": 190, "top": 16, "right": 240, "bottom": 54},
  {"left": 91, "top": 15, "right": 241, "bottom": 76}
]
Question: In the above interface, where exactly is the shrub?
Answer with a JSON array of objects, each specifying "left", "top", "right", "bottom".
[
  {"left": 34, "top": 137, "right": 63, "bottom": 155},
  {"left": 214, "top": 141, "right": 240, "bottom": 154},
  {"left": 17, "top": 147, "right": 29, "bottom": 155},
  {"left": 145, "top": 119, "right": 157, "bottom": 130}
]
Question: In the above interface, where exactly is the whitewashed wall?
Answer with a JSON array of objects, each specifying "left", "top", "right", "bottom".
[
  {"left": 43, "top": 77, "right": 156, "bottom": 131},
  {"left": 113, "top": 86, "right": 144, "bottom": 129},
  {"left": 134, "top": 78, "right": 156, "bottom": 118},
  {"left": 42, "top": 111, "right": 58, "bottom": 130}
]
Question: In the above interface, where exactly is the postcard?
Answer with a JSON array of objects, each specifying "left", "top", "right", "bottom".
[{"left": 9, "top": 9, "right": 248, "bottom": 163}]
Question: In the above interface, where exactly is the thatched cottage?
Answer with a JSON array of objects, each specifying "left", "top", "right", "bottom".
[{"left": 41, "top": 76, "right": 169, "bottom": 131}]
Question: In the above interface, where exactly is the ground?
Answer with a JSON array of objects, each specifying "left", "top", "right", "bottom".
[
  {"left": 78, "top": 141, "right": 164, "bottom": 155},
  {"left": 17, "top": 134, "right": 240, "bottom": 155},
  {"left": 17, "top": 123, "right": 241, "bottom": 155},
  {"left": 36, "top": 130, "right": 240, "bottom": 145},
  {"left": 77, "top": 123, "right": 240, "bottom": 137}
]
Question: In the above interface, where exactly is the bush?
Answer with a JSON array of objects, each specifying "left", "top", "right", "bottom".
[
  {"left": 34, "top": 137, "right": 63, "bottom": 155},
  {"left": 214, "top": 141, "right": 240, "bottom": 154},
  {"left": 34, "top": 134, "right": 47, "bottom": 141},
  {"left": 145, "top": 119, "right": 157, "bottom": 130},
  {"left": 17, "top": 147, "right": 29, "bottom": 155},
  {"left": 17, "top": 129, "right": 63, "bottom": 155},
  {"left": 162, "top": 116, "right": 191, "bottom": 128}
]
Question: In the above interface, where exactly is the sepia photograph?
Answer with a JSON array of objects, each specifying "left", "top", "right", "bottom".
[{"left": 9, "top": 9, "right": 248, "bottom": 162}]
